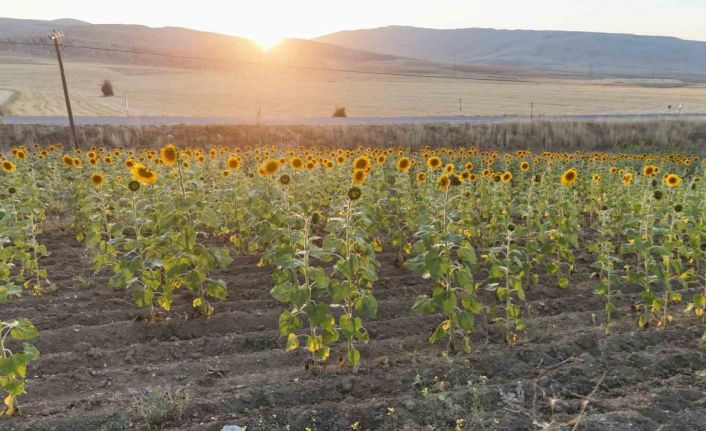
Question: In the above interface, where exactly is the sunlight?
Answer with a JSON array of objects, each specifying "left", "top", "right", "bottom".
[{"left": 256, "top": 35, "right": 282, "bottom": 52}]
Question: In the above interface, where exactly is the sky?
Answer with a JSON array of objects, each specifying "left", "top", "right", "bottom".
[{"left": 4, "top": 0, "right": 706, "bottom": 46}]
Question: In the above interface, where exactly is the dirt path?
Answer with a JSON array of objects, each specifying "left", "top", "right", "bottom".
[{"left": 1, "top": 227, "right": 705, "bottom": 431}]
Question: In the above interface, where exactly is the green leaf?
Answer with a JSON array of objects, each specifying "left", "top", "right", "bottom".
[{"left": 9, "top": 319, "right": 37, "bottom": 341}]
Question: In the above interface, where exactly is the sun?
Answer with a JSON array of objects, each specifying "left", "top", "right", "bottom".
[{"left": 255, "top": 35, "right": 282, "bottom": 52}]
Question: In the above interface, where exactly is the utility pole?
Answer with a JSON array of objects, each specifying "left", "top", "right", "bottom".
[
  {"left": 50, "top": 30, "right": 77, "bottom": 149},
  {"left": 124, "top": 93, "right": 130, "bottom": 117},
  {"left": 530, "top": 102, "right": 534, "bottom": 120},
  {"left": 459, "top": 97, "right": 462, "bottom": 113}
]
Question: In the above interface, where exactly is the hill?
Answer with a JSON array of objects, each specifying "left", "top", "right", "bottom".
[{"left": 316, "top": 26, "right": 706, "bottom": 80}]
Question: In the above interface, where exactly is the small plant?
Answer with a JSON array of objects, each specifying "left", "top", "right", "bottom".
[
  {"left": 332, "top": 107, "right": 347, "bottom": 118},
  {"left": 0, "top": 317, "right": 39, "bottom": 416}
]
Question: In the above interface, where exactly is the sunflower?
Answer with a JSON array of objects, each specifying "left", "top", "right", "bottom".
[
  {"left": 520, "top": 161, "right": 530, "bottom": 171},
  {"left": 348, "top": 186, "right": 362, "bottom": 201},
  {"left": 592, "top": 173, "right": 601, "bottom": 182},
  {"left": 226, "top": 156, "right": 241, "bottom": 171},
  {"left": 352, "top": 168, "right": 367, "bottom": 185},
  {"left": 160, "top": 144, "right": 178, "bottom": 165},
  {"left": 445, "top": 163, "right": 455, "bottom": 173},
  {"left": 290, "top": 156, "right": 304, "bottom": 170},
  {"left": 103, "top": 156, "right": 112, "bottom": 164},
  {"left": 90, "top": 172, "right": 105, "bottom": 187},
  {"left": 353, "top": 155, "right": 371, "bottom": 171},
  {"left": 396, "top": 156, "right": 412, "bottom": 172},
  {"left": 2, "top": 160, "right": 16, "bottom": 173},
  {"left": 664, "top": 173, "right": 681, "bottom": 188},
  {"left": 15, "top": 149, "right": 26, "bottom": 160},
  {"left": 642, "top": 165, "right": 656, "bottom": 177},
  {"left": 62, "top": 154, "right": 74, "bottom": 167},
  {"left": 125, "top": 159, "right": 136, "bottom": 169},
  {"left": 131, "top": 163, "right": 157, "bottom": 185},
  {"left": 438, "top": 174, "right": 450, "bottom": 191},
  {"left": 464, "top": 162, "right": 474, "bottom": 171},
  {"left": 416, "top": 172, "right": 427, "bottom": 183},
  {"left": 72, "top": 157, "right": 82, "bottom": 167},
  {"left": 222, "top": 170, "right": 230, "bottom": 177},
  {"left": 623, "top": 172, "right": 634, "bottom": 186},
  {"left": 278, "top": 174, "right": 291, "bottom": 185},
  {"left": 427, "top": 156, "right": 442, "bottom": 170},
  {"left": 501, "top": 171, "right": 513, "bottom": 184},
  {"left": 259, "top": 159, "right": 280, "bottom": 176},
  {"left": 560, "top": 168, "right": 577, "bottom": 187}
]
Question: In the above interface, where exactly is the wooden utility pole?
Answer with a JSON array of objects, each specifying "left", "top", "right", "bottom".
[{"left": 50, "top": 30, "right": 77, "bottom": 149}]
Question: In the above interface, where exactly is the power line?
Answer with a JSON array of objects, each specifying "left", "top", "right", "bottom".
[{"left": 0, "top": 39, "right": 515, "bottom": 83}]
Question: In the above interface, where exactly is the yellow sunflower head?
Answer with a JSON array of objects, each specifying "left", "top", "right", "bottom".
[
  {"left": 90, "top": 172, "right": 105, "bottom": 187},
  {"left": 226, "top": 156, "right": 241, "bottom": 171},
  {"left": 290, "top": 156, "right": 304, "bottom": 170},
  {"left": 259, "top": 159, "right": 280, "bottom": 176},
  {"left": 160, "top": 144, "right": 178, "bottom": 165},
  {"left": 561, "top": 168, "right": 577, "bottom": 187},
  {"left": 501, "top": 171, "right": 513, "bottom": 184},
  {"left": 416, "top": 172, "right": 427, "bottom": 183},
  {"left": 352, "top": 168, "right": 367, "bottom": 185},
  {"left": 664, "top": 173, "right": 681, "bottom": 188},
  {"left": 396, "top": 156, "right": 411, "bottom": 172},
  {"left": 2, "top": 160, "right": 16, "bottom": 173},
  {"left": 427, "top": 156, "right": 442, "bottom": 170},
  {"left": 131, "top": 163, "right": 157, "bottom": 185},
  {"left": 353, "top": 155, "right": 371, "bottom": 171}
]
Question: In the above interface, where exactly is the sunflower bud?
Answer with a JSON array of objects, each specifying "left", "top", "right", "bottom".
[
  {"left": 128, "top": 180, "right": 140, "bottom": 192},
  {"left": 348, "top": 186, "right": 362, "bottom": 201}
]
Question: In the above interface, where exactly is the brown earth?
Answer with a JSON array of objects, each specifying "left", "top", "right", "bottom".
[{"left": 1, "top": 226, "right": 705, "bottom": 431}]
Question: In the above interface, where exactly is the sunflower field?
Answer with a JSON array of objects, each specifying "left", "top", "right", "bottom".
[{"left": 0, "top": 141, "right": 705, "bottom": 427}]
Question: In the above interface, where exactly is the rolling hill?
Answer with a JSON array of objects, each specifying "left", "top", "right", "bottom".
[
  {"left": 316, "top": 26, "right": 706, "bottom": 79},
  {"left": 0, "top": 17, "right": 401, "bottom": 69}
]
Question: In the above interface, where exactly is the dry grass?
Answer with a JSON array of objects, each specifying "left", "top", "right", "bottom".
[
  {"left": 2, "top": 120, "right": 705, "bottom": 153},
  {"left": 2, "top": 54, "right": 706, "bottom": 118}
]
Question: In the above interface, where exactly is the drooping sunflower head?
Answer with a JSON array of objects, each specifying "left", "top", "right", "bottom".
[
  {"left": 348, "top": 186, "right": 362, "bottom": 201},
  {"left": 160, "top": 144, "right": 178, "bottom": 165},
  {"left": 427, "top": 156, "right": 442, "bottom": 170},
  {"left": 131, "top": 163, "right": 157, "bottom": 185},
  {"left": 1, "top": 160, "right": 16, "bottom": 173},
  {"left": 664, "top": 173, "right": 681, "bottom": 188},
  {"left": 128, "top": 180, "right": 140, "bottom": 192},
  {"left": 561, "top": 168, "right": 577, "bottom": 187},
  {"left": 438, "top": 174, "right": 450, "bottom": 191},
  {"left": 90, "top": 172, "right": 105, "bottom": 187},
  {"left": 352, "top": 168, "right": 367, "bottom": 185},
  {"left": 396, "top": 156, "right": 411, "bottom": 172}
]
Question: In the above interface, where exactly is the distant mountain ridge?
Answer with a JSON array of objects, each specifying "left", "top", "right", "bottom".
[
  {"left": 0, "top": 17, "right": 401, "bottom": 69},
  {"left": 316, "top": 25, "right": 706, "bottom": 79}
]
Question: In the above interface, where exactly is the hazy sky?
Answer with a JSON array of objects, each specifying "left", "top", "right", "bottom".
[{"left": 5, "top": 0, "right": 706, "bottom": 44}]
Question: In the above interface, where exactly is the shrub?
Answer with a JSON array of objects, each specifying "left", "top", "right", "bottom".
[
  {"left": 101, "top": 80, "right": 114, "bottom": 97},
  {"left": 333, "top": 106, "right": 347, "bottom": 118}
]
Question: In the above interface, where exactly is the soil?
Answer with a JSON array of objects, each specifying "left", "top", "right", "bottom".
[{"left": 1, "top": 226, "right": 705, "bottom": 431}]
